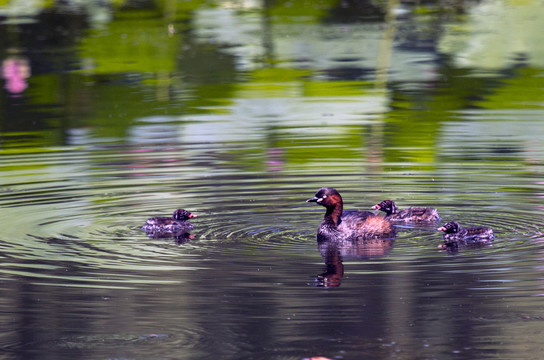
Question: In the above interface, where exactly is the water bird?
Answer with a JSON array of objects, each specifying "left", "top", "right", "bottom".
[
  {"left": 437, "top": 221, "right": 494, "bottom": 249},
  {"left": 142, "top": 209, "right": 197, "bottom": 233},
  {"left": 372, "top": 199, "right": 440, "bottom": 222},
  {"left": 307, "top": 187, "right": 395, "bottom": 241}
]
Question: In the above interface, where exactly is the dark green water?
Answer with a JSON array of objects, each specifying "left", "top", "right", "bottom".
[{"left": 1, "top": 1, "right": 543, "bottom": 359}]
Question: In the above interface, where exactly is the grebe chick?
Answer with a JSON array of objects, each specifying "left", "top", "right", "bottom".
[
  {"left": 372, "top": 199, "right": 440, "bottom": 222},
  {"left": 437, "top": 221, "right": 494, "bottom": 243},
  {"left": 142, "top": 209, "right": 196, "bottom": 233}
]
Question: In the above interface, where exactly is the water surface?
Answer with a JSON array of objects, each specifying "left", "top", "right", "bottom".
[{"left": 1, "top": 1, "right": 544, "bottom": 359}]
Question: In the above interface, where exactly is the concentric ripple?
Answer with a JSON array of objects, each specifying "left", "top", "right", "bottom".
[{"left": 1, "top": 144, "right": 544, "bottom": 291}]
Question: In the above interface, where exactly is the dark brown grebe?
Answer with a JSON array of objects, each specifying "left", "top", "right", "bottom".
[
  {"left": 307, "top": 187, "right": 395, "bottom": 241},
  {"left": 437, "top": 221, "right": 494, "bottom": 243},
  {"left": 372, "top": 199, "right": 440, "bottom": 222},
  {"left": 142, "top": 209, "right": 196, "bottom": 233}
]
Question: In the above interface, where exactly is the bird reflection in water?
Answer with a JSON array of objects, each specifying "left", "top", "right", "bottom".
[
  {"left": 314, "top": 237, "right": 395, "bottom": 288},
  {"left": 438, "top": 238, "right": 493, "bottom": 254},
  {"left": 144, "top": 229, "right": 194, "bottom": 245}
]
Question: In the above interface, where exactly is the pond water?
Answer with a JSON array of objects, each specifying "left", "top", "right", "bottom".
[{"left": 1, "top": 1, "right": 544, "bottom": 359}]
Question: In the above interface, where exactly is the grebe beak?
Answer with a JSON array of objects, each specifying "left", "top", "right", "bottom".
[
  {"left": 437, "top": 226, "right": 445, "bottom": 231},
  {"left": 189, "top": 213, "right": 197, "bottom": 218},
  {"left": 306, "top": 196, "right": 318, "bottom": 203},
  {"left": 372, "top": 204, "right": 380, "bottom": 210}
]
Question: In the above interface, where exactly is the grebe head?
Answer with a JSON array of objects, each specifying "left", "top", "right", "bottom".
[
  {"left": 173, "top": 209, "right": 197, "bottom": 221},
  {"left": 438, "top": 221, "right": 460, "bottom": 233},
  {"left": 306, "top": 187, "right": 343, "bottom": 208},
  {"left": 372, "top": 200, "right": 398, "bottom": 214}
]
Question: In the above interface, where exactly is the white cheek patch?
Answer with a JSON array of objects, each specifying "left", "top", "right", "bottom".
[{"left": 317, "top": 198, "right": 323, "bottom": 203}]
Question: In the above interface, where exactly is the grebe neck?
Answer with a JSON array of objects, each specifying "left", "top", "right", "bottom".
[{"left": 324, "top": 201, "right": 343, "bottom": 227}]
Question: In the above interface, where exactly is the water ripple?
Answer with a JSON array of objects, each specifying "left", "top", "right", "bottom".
[{"left": 1, "top": 148, "right": 543, "bottom": 290}]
